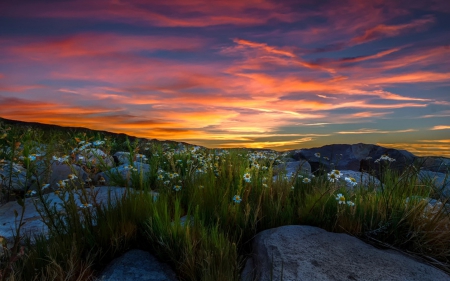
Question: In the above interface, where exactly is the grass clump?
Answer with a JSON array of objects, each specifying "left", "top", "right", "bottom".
[{"left": 0, "top": 118, "right": 449, "bottom": 280}]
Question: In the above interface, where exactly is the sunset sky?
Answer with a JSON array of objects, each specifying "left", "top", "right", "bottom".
[{"left": 1, "top": 0, "right": 450, "bottom": 157}]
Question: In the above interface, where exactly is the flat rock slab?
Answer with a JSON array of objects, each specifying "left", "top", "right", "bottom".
[
  {"left": 242, "top": 225, "right": 450, "bottom": 281},
  {"left": 97, "top": 249, "right": 177, "bottom": 281}
]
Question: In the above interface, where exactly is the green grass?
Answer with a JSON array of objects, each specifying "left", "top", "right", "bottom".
[{"left": 0, "top": 119, "right": 449, "bottom": 281}]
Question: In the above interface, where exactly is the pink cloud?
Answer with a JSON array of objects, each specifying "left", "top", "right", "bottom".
[
  {"left": 0, "top": 0, "right": 449, "bottom": 154},
  {"left": 2, "top": 0, "right": 299, "bottom": 27},
  {"left": 7, "top": 33, "right": 207, "bottom": 59},
  {"left": 352, "top": 15, "right": 435, "bottom": 44}
]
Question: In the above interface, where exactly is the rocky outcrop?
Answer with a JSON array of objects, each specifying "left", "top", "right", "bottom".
[
  {"left": 291, "top": 143, "right": 377, "bottom": 174},
  {"left": 291, "top": 143, "right": 419, "bottom": 179},
  {"left": 242, "top": 225, "right": 450, "bottom": 281},
  {"left": 97, "top": 249, "right": 177, "bottom": 281},
  {"left": 359, "top": 147, "right": 417, "bottom": 179}
]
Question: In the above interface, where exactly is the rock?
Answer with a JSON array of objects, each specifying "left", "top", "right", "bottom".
[
  {"left": 273, "top": 160, "right": 311, "bottom": 177},
  {"left": 49, "top": 162, "right": 89, "bottom": 189},
  {"left": 113, "top": 152, "right": 132, "bottom": 165},
  {"left": 292, "top": 143, "right": 379, "bottom": 172},
  {"left": 96, "top": 161, "right": 151, "bottom": 187},
  {"left": 404, "top": 196, "right": 450, "bottom": 217},
  {"left": 272, "top": 160, "right": 312, "bottom": 182},
  {"left": 416, "top": 170, "right": 450, "bottom": 198},
  {"left": 291, "top": 143, "right": 419, "bottom": 180},
  {"left": 359, "top": 147, "right": 417, "bottom": 179},
  {"left": 76, "top": 148, "right": 114, "bottom": 169},
  {"left": 417, "top": 157, "right": 450, "bottom": 173},
  {"left": 0, "top": 161, "right": 38, "bottom": 192},
  {"left": 96, "top": 249, "right": 177, "bottom": 281},
  {"left": 0, "top": 186, "right": 128, "bottom": 249},
  {"left": 33, "top": 159, "right": 53, "bottom": 184},
  {"left": 337, "top": 170, "right": 383, "bottom": 192},
  {"left": 113, "top": 152, "right": 148, "bottom": 165},
  {"left": 242, "top": 225, "right": 450, "bottom": 281}
]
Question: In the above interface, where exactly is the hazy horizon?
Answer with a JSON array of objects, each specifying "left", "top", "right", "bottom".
[{"left": 1, "top": 0, "right": 449, "bottom": 157}]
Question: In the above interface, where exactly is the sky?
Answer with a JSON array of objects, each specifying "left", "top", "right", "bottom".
[{"left": 1, "top": 0, "right": 450, "bottom": 157}]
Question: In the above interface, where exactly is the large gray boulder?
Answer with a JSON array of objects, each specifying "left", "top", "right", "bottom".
[
  {"left": 359, "top": 148, "right": 417, "bottom": 179},
  {"left": 292, "top": 144, "right": 372, "bottom": 174},
  {"left": 0, "top": 186, "right": 127, "bottom": 250},
  {"left": 242, "top": 225, "right": 450, "bottom": 281},
  {"left": 291, "top": 143, "right": 419, "bottom": 180},
  {"left": 97, "top": 249, "right": 177, "bottom": 281}
]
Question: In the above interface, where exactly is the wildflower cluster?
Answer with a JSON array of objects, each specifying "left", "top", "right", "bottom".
[
  {"left": 56, "top": 173, "right": 78, "bottom": 189},
  {"left": 374, "top": 154, "right": 396, "bottom": 163},
  {"left": 335, "top": 193, "right": 355, "bottom": 207},
  {"left": 327, "top": 169, "right": 342, "bottom": 183},
  {"left": 345, "top": 176, "right": 358, "bottom": 187}
]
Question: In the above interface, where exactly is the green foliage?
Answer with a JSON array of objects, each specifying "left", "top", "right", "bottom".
[{"left": 0, "top": 120, "right": 449, "bottom": 280}]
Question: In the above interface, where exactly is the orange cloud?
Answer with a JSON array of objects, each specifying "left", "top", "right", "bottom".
[
  {"left": 366, "top": 72, "right": 450, "bottom": 84},
  {"left": 430, "top": 125, "right": 450, "bottom": 130},
  {"left": 377, "top": 141, "right": 450, "bottom": 157},
  {"left": 232, "top": 39, "right": 297, "bottom": 58},
  {"left": 336, "top": 128, "right": 417, "bottom": 134},
  {"left": 347, "top": 111, "right": 394, "bottom": 118},
  {"left": 218, "top": 137, "right": 315, "bottom": 149}
]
